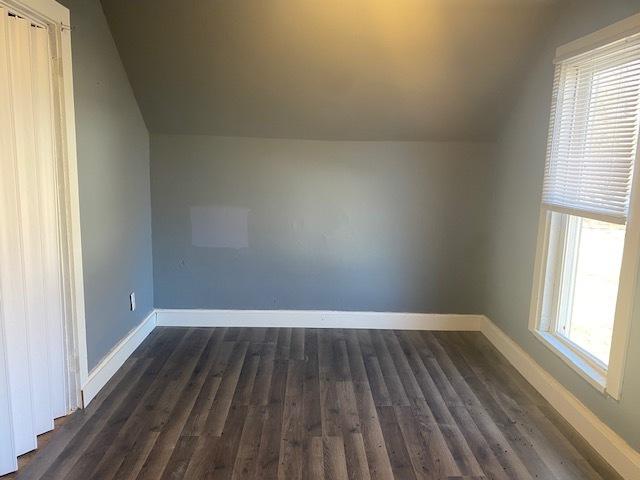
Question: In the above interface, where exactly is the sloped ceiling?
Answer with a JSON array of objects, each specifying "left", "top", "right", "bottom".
[{"left": 99, "top": 0, "right": 560, "bottom": 141}]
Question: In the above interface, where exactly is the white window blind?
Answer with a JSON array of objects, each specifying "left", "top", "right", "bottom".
[{"left": 542, "top": 33, "right": 640, "bottom": 224}]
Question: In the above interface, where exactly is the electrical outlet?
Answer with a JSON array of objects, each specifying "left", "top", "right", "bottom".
[{"left": 129, "top": 292, "right": 136, "bottom": 311}]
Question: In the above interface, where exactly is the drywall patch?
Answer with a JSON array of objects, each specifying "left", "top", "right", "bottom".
[{"left": 190, "top": 206, "right": 249, "bottom": 248}]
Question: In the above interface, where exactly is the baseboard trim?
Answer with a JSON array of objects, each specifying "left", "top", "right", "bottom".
[
  {"left": 81, "top": 310, "right": 157, "bottom": 407},
  {"left": 155, "top": 309, "right": 484, "bottom": 331},
  {"left": 480, "top": 316, "right": 640, "bottom": 480}
]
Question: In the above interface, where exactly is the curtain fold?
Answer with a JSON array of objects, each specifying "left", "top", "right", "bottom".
[{"left": 0, "top": 7, "right": 66, "bottom": 475}]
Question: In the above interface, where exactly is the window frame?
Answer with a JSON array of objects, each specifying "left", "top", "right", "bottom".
[
  {"left": 553, "top": 214, "right": 625, "bottom": 368},
  {"left": 530, "top": 13, "right": 640, "bottom": 400}
]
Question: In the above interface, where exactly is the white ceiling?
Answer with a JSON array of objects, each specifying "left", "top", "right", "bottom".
[{"left": 100, "top": 0, "right": 560, "bottom": 141}]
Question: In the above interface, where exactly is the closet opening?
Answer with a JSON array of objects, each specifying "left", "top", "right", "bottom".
[{"left": 0, "top": 0, "right": 85, "bottom": 475}]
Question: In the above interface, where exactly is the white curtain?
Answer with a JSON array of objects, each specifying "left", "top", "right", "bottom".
[{"left": 0, "top": 8, "right": 67, "bottom": 475}]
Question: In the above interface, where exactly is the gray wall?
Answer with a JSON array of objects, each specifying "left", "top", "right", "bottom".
[
  {"left": 61, "top": 0, "right": 154, "bottom": 370},
  {"left": 152, "top": 136, "right": 493, "bottom": 314},
  {"left": 484, "top": 0, "right": 640, "bottom": 450}
]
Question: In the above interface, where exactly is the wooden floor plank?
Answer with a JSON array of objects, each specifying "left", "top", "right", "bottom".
[
  {"left": 396, "top": 331, "right": 485, "bottom": 478},
  {"left": 346, "top": 331, "right": 394, "bottom": 480},
  {"left": 318, "top": 330, "right": 343, "bottom": 438},
  {"left": 205, "top": 403, "right": 249, "bottom": 479},
  {"left": 63, "top": 329, "right": 191, "bottom": 480},
  {"left": 432, "top": 332, "right": 559, "bottom": 480},
  {"left": 376, "top": 406, "right": 417, "bottom": 480},
  {"left": 448, "top": 332, "right": 612, "bottom": 480},
  {"left": 13, "top": 327, "right": 621, "bottom": 480},
  {"left": 303, "top": 329, "right": 322, "bottom": 439},
  {"left": 136, "top": 328, "right": 226, "bottom": 480},
  {"left": 419, "top": 331, "right": 538, "bottom": 480},
  {"left": 290, "top": 328, "right": 305, "bottom": 361},
  {"left": 322, "top": 436, "right": 349, "bottom": 480},
  {"left": 158, "top": 435, "right": 197, "bottom": 480},
  {"left": 304, "top": 436, "right": 324, "bottom": 479},
  {"left": 255, "top": 404, "right": 283, "bottom": 479},
  {"left": 204, "top": 340, "right": 250, "bottom": 436},
  {"left": 249, "top": 342, "right": 276, "bottom": 406},
  {"left": 113, "top": 328, "right": 214, "bottom": 480},
  {"left": 277, "top": 361, "right": 304, "bottom": 480},
  {"left": 179, "top": 337, "right": 232, "bottom": 437},
  {"left": 369, "top": 330, "right": 410, "bottom": 407},
  {"left": 384, "top": 332, "right": 462, "bottom": 478},
  {"left": 232, "top": 405, "right": 268, "bottom": 480}
]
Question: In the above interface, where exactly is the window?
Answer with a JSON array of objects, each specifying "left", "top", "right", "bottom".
[
  {"left": 530, "top": 17, "right": 640, "bottom": 399},
  {"left": 555, "top": 216, "right": 625, "bottom": 365}
]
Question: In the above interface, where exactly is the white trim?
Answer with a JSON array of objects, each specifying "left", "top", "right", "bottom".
[
  {"left": 0, "top": 0, "right": 68, "bottom": 27},
  {"left": 481, "top": 316, "right": 640, "bottom": 480},
  {"left": 155, "top": 309, "right": 484, "bottom": 331},
  {"left": 81, "top": 311, "right": 156, "bottom": 407},
  {"left": 555, "top": 12, "right": 640, "bottom": 62},
  {"left": 529, "top": 210, "right": 612, "bottom": 392},
  {"left": 529, "top": 210, "right": 552, "bottom": 332},
  {"left": 607, "top": 125, "right": 640, "bottom": 398},
  {"left": 541, "top": 203, "right": 628, "bottom": 226},
  {"left": 56, "top": 13, "right": 87, "bottom": 410},
  {"left": 531, "top": 330, "right": 606, "bottom": 392}
]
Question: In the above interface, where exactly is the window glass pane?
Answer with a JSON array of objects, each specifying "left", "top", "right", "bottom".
[{"left": 558, "top": 217, "right": 625, "bottom": 364}]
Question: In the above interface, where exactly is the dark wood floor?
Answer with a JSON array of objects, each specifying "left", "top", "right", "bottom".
[{"left": 12, "top": 327, "right": 620, "bottom": 479}]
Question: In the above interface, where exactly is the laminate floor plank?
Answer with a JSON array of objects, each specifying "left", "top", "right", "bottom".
[
  {"left": 396, "top": 331, "right": 484, "bottom": 478},
  {"left": 303, "top": 329, "right": 322, "bottom": 439},
  {"left": 405, "top": 333, "right": 510, "bottom": 480},
  {"left": 429, "top": 332, "right": 555, "bottom": 480},
  {"left": 12, "top": 328, "right": 621, "bottom": 480},
  {"left": 233, "top": 405, "right": 268, "bottom": 480},
  {"left": 419, "top": 332, "right": 536, "bottom": 480},
  {"left": 277, "top": 361, "right": 304, "bottom": 480},
  {"left": 113, "top": 328, "right": 215, "bottom": 480},
  {"left": 452, "top": 331, "right": 606, "bottom": 480},
  {"left": 346, "top": 332, "right": 394, "bottom": 480},
  {"left": 63, "top": 329, "right": 191, "bottom": 480},
  {"left": 137, "top": 328, "right": 226, "bottom": 480}
]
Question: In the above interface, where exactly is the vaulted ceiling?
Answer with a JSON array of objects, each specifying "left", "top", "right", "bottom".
[{"left": 100, "top": 0, "right": 560, "bottom": 141}]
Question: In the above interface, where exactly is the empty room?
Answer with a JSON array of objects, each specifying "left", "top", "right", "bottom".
[{"left": 2, "top": 0, "right": 640, "bottom": 478}]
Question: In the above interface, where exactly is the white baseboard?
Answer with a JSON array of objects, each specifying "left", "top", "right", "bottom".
[
  {"left": 480, "top": 316, "right": 640, "bottom": 480},
  {"left": 155, "top": 309, "right": 484, "bottom": 331},
  {"left": 81, "top": 310, "right": 157, "bottom": 407}
]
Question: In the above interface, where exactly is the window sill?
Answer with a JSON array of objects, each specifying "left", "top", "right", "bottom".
[{"left": 531, "top": 330, "right": 607, "bottom": 393}]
